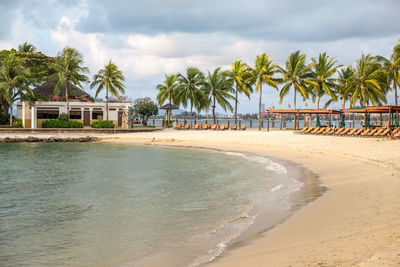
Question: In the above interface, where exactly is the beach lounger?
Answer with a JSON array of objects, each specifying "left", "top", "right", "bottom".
[
  {"left": 351, "top": 128, "right": 364, "bottom": 137},
  {"left": 360, "top": 128, "right": 371, "bottom": 136},
  {"left": 305, "top": 127, "right": 314, "bottom": 134},
  {"left": 376, "top": 128, "right": 390, "bottom": 137},
  {"left": 184, "top": 123, "right": 190, "bottom": 129},
  {"left": 366, "top": 128, "right": 378, "bottom": 136},
  {"left": 211, "top": 124, "right": 219, "bottom": 130},
  {"left": 392, "top": 128, "right": 400, "bottom": 135},
  {"left": 175, "top": 123, "right": 182, "bottom": 129},
  {"left": 343, "top": 128, "right": 356, "bottom": 136},
  {"left": 334, "top": 128, "right": 345, "bottom": 134},
  {"left": 314, "top": 128, "right": 325, "bottom": 134},
  {"left": 240, "top": 124, "right": 246, "bottom": 130},
  {"left": 207, "top": 123, "right": 211, "bottom": 129},
  {"left": 310, "top": 127, "right": 320, "bottom": 134},
  {"left": 297, "top": 127, "right": 308, "bottom": 134},
  {"left": 194, "top": 124, "right": 201, "bottom": 130},
  {"left": 373, "top": 128, "right": 385, "bottom": 136},
  {"left": 325, "top": 128, "right": 335, "bottom": 135},
  {"left": 231, "top": 124, "right": 237, "bottom": 130},
  {"left": 202, "top": 124, "right": 209, "bottom": 130},
  {"left": 221, "top": 124, "right": 229, "bottom": 130}
]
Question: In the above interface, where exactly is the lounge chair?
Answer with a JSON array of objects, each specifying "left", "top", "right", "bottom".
[
  {"left": 298, "top": 127, "right": 309, "bottom": 134},
  {"left": 351, "top": 128, "right": 364, "bottom": 137},
  {"left": 373, "top": 128, "right": 384, "bottom": 136},
  {"left": 305, "top": 127, "right": 315, "bottom": 134},
  {"left": 315, "top": 128, "right": 325, "bottom": 134},
  {"left": 240, "top": 124, "right": 246, "bottom": 130},
  {"left": 176, "top": 123, "right": 182, "bottom": 129},
  {"left": 202, "top": 124, "right": 209, "bottom": 130},
  {"left": 211, "top": 124, "right": 219, "bottom": 130},
  {"left": 335, "top": 128, "right": 345, "bottom": 134},
  {"left": 310, "top": 127, "right": 320, "bottom": 134},
  {"left": 343, "top": 128, "right": 355, "bottom": 136},
  {"left": 194, "top": 124, "right": 201, "bottom": 130},
  {"left": 325, "top": 128, "right": 335, "bottom": 135},
  {"left": 366, "top": 128, "right": 378, "bottom": 137},
  {"left": 360, "top": 128, "right": 371, "bottom": 137},
  {"left": 392, "top": 128, "right": 400, "bottom": 135},
  {"left": 207, "top": 123, "right": 211, "bottom": 129},
  {"left": 231, "top": 124, "right": 237, "bottom": 130},
  {"left": 376, "top": 128, "right": 390, "bottom": 137},
  {"left": 184, "top": 123, "right": 190, "bottom": 129},
  {"left": 220, "top": 124, "right": 229, "bottom": 130}
]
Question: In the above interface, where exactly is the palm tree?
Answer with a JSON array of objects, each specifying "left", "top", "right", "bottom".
[
  {"left": 176, "top": 67, "right": 207, "bottom": 127},
  {"left": 334, "top": 66, "right": 354, "bottom": 109},
  {"left": 0, "top": 54, "right": 33, "bottom": 126},
  {"left": 50, "top": 46, "right": 89, "bottom": 116},
  {"left": 227, "top": 60, "right": 253, "bottom": 125},
  {"left": 348, "top": 54, "right": 388, "bottom": 108},
  {"left": 376, "top": 40, "right": 400, "bottom": 105},
  {"left": 91, "top": 60, "right": 125, "bottom": 120},
  {"left": 252, "top": 53, "right": 280, "bottom": 130},
  {"left": 203, "top": 67, "right": 234, "bottom": 124},
  {"left": 279, "top": 51, "right": 312, "bottom": 129},
  {"left": 18, "top": 42, "right": 36, "bottom": 53},
  {"left": 156, "top": 74, "right": 178, "bottom": 121},
  {"left": 308, "top": 52, "right": 341, "bottom": 110}
]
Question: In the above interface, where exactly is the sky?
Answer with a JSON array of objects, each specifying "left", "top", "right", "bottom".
[{"left": 1, "top": 0, "right": 399, "bottom": 114}]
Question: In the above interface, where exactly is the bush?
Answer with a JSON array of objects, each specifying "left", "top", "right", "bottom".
[
  {"left": 12, "top": 119, "right": 23, "bottom": 128},
  {"left": 42, "top": 120, "right": 83, "bottom": 128},
  {"left": 91, "top": 120, "right": 114, "bottom": 128},
  {"left": 0, "top": 114, "right": 9, "bottom": 125},
  {"left": 58, "top": 113, "right": 69, "bottom": 122}
]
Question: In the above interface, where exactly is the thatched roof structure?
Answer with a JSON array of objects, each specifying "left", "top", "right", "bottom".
[
  {"left": 160, "top": 103, "right": 178, "bottom": 110},
  {"left": 32, "top": 81, "right": 90, "bottom": 98}
]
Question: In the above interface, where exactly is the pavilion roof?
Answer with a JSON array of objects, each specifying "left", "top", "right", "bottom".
[
  {"left": 264, "top": 109, "right": 342, "bottom": 115},
  {"left": 342, "top": 106, "right": 400, "bottom": 113},
  {"left": 160, "top": 103, "right": 178, "bottom": 110}
]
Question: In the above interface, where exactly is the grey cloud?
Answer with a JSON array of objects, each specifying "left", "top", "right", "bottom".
[{"left": 77, "top": 0, "right": 400, "bottom": 42}]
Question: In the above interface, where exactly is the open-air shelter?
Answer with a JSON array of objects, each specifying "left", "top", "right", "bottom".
[
  {"left": 342, "top": 106, "right": 400, "bottom": 128},
  {"left": 264, "top": 109, "right": 342, "bottom": 131},
  {"left": 160, "top": 103, "right": 178, "bottom": 124}
]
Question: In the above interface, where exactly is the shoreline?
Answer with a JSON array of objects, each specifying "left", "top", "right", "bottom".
[{"left": 99, "top": 129, "right": 400, "bottom": 266}]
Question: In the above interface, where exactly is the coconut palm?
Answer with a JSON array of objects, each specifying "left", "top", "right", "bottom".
[
  {"left": 308, "top": 52, "right": 341, "bottom": 110},
  {"left": 91, "top": 60, "right": 125, "bottom": 120},
  {"left": 279, "top": 51, "right": 312, "bottom": 129},
  {"left": 0, "top": 54, "right": 33, "bottom": 126},
  {"left": 376, "top": 40, "right": 400, "bottom": 105},
  {"left": 156, "top": 74, "right": 178, "bottom": 121},
  {"left": 227, "top": 60, "right": 253, "bottom": 125},
  {"left": 348, "top": 54, "right": 388, "bottom": 108},
  {"left": 252, "top": 53, "right": 280, "bottom": 130},
  {"left": 18, "top": 42, "right": 36, "bottom": 53},
  {"left": 50, "top": 46, "right": 89, "bottom": 117},
  {"left": 176, "top": 67, "right": 207, "bottom": 127},
  {"left": 333, "top": 66, "right": 354, "bottom": 109},
  {"left": 202, "top": 67, "right": 234, "bottom": 124}
]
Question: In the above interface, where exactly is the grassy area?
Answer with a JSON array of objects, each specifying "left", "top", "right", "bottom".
[{"left": 131, "top": 125, "right": 155, "bottom": 129}]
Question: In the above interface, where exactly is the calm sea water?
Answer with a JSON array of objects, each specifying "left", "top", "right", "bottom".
[{"left": 0, "top": 143, "right": 323, "bottom": 267}]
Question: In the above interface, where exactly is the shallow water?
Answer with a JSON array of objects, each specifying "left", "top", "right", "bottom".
[{"left": 0, "top": 143, "right": 321, "bottom": 266}]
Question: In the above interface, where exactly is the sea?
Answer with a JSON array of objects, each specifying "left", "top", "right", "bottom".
[{"left": 0, "top": 143, "right": 325, "bottom": 267}]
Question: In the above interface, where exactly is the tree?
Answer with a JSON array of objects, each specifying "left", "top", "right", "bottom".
[
  {"left": 131, "top": 97, "right": 158, "bottom": 125},
  {"left": 376, "top": 40, "right": 400, "bottom": 105},
  {"left": 50, "top": 46, "right": 89, "bottom": 117},
  {"left": 279, "top": 51, "right": 312, "bottom": 129},
  {"left": 308, "top": 52, "right": 341, "bottom": 110},
  {"left": 91, "top": 60, "right": 125, "bottom": 120},
  {"left": 156, "top": 74, "right": 178, "bottom": 121},
  {"left": 202, "top": 67, "right": 234, "bottom": 124},
  {"left": 333, "top": 66, "right": 354, "bottom": 109},
  {"left": 0, "top": 54, "right": 33, "bottom": 126},
  {"left": 176, "top": 67, "right": 207, "bottom": 127},
  {"left": 348, "top": 54, "right": 388, "bottom": 108},
  {"left": 18, "top": 42, "right": 37, "bottom": 53},
  {"left": 252, "top": 53, "right": 280, "bottom": 130},
  {"left": 227, "top": 60, "right": 253, "bottom": 125}
]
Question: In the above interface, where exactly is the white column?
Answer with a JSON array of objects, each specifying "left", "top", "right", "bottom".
[
  {"left": 31, "top": 105, "right": 36, "bottom": 128},
  {"left": 22, "top": 102, "right": 26, "bottom": 128}
]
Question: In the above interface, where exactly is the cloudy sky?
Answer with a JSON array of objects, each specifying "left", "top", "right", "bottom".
[{"left": 1, "top": 0, "right": 399, "bottom": 113}]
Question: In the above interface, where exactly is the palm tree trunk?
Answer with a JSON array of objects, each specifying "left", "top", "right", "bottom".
[
  {"left": 65, "top": 83, "right": 69, "bottom": 117},
  {"left": 342, "top": 98, "right": 346, "bottom": 110},
  {"left": 212, "top": 94, "right": 216, "bottom": 124},
  {"left": 258, "top": 82, "right": 262, "bottom": 130},
  {"left": 9, "top": 104, "right": 13, "bottom": 127},
  {"left": 293, "top": 86, "right": 297, "bottom": 130},
  {"left": 394, "top": 81, "right": 398, "bottom": 106},
  {"left": 190, "top": 101, "right": 193, "bottom": 128},
  {"left": 234, "top": 84, "right": 238, "bottom": 125},
  {"left": 106, "top": 88, "right": 109, "bottom": 121},
  {"left": 317, "top": 96, "right": 320, "bottom": 110}
]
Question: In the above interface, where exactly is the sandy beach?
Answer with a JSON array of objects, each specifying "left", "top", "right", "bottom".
[{"left": 96, "top": 129, "right": 400, "bottom": 266}]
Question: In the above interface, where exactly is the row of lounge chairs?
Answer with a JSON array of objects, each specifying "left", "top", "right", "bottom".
[
  {"left": 175, "top": 123, "right": 246, "bottom": 130},
  {"left": 297, "top": 127, "right": 400, "bottom": 138}
]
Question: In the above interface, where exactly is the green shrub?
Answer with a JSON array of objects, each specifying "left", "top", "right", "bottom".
[
  {"left": 58, "top": 113, "right": 69, "bottom": 122},
  {"left": 42, "top": 119, "right": 83, "bottom": 128},
  {"left": 97, "top": 115, "right": 103, "bottom": 121},
  {"left": 12, "top": 119, "right": 23, "bottom": 128},
  {"left": 0, "top": 114, "right": 9, "bottom": 125},
  {"left": 91, "top": 120, "right": 114, "bottom": 128}
]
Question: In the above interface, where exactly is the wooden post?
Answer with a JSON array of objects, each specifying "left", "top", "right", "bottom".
[
  {"left": 153, "top": 119, "right": 155, "bottom": 126},
  {"left": 205, "top": 119, "right": 207, "bottom": 125},
  {"left": 329, "top": 112, "right": 332, "bottom": 127},
  {"left": 380, "top": 113, "right": 383, "bottom": 126},
  {"left": 280, "top": 115, "right": 282, "bottom": 130},
  {"left": 250, "top": 119, "right": 252, "bottom": 128},
  {"left": 267, "top": 112, "right": 270, "bottom": 131},
  {"left": 272, "top": 120, "right": 275, "bottom": 128},
  {"left": 228, "top": 120, "right": 230, "bottom": 127},
  {"left": 364, "top": 111, "right": 367, "bottom": 128},
  {"left": 389, "top": 107, "right": 392, "bottom": 127},
  {"left": 239, "top": 120, "right": 241, "bottom": 128},
  {"left": 194, "top": 119, "right": 197, "bottom": 125}
]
